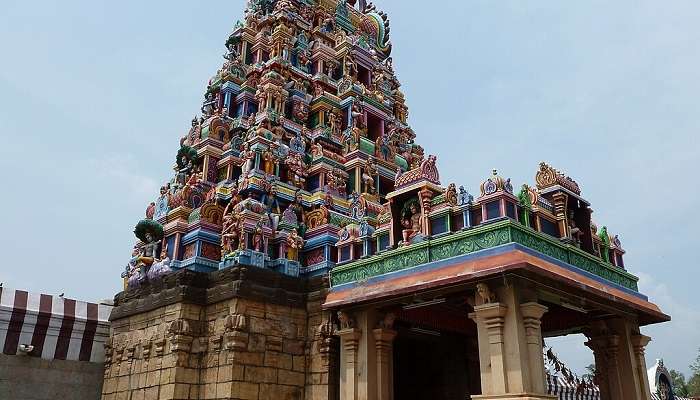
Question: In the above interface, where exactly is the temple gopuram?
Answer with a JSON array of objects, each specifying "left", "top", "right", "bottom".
[{"left": 105, "top": 1, "right": 669, "bottom": 399}]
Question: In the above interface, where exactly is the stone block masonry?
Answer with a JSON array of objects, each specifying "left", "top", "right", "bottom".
[{"left": 102, "top": 267, "right": 338, "bottom": 400}]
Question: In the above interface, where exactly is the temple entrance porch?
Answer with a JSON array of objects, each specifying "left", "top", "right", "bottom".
[{"left": 328, "top": 272, "right": 663, "bottom": 400}]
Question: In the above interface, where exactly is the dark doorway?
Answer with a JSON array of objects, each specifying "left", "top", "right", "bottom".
[{"left": 393, "top": 326, "right": 477, "bottom": 400}]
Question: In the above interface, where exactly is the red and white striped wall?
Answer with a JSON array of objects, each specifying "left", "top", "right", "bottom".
[{"left": 0, "top": 287, "right": 111, "bottom": 363}]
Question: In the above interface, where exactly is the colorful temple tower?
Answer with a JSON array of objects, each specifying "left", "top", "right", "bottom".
[{"left": 106, "top": 1, "right": 669, "bottom": 400}]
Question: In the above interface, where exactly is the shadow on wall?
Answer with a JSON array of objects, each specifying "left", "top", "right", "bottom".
[{"left": 0, "top": 354, "right": 104, "bottom": 400}]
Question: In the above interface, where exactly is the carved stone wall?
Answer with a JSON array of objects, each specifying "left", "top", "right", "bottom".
[{"left": 101, "top": 268, "right": 337, "bottom": 400}]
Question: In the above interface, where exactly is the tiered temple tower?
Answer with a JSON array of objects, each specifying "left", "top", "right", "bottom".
[{"left": 106, "top": 1, "right": 669, "bottom": 400}]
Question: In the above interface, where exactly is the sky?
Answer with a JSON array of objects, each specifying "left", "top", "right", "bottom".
[{"left": 1, "top": 0, "right": 699, "bottom": 377}]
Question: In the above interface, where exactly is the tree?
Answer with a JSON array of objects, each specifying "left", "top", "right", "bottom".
[
  {"left": 669, "top": 369, "right": 689, "bottom": 397},
  {"left": 582, "top": 364, "right": 596, "bottom": 381},
  {"left": 688, "top": 374, "right": 700, "bottom": 397},
  {"left": 688, "top": 348, "right": 700, "bottom": 396}
]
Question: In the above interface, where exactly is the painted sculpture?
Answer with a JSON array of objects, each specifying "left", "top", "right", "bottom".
[{"left": 121, "top": 0, "right": 628, "bottom": 288}]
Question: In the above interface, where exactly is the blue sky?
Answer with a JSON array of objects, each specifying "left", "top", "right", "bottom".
[{"left": 1, "top": 0, "right": 698, "bottom": 376}]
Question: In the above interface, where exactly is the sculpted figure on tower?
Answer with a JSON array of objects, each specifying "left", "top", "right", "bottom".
[{"left": 121, "top": 0, "right": 437, "bottom": 282}]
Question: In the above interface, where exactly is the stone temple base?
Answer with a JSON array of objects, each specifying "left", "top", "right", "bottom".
[{"left": 101, "top": 267, "right": 337, "bottom": 400}]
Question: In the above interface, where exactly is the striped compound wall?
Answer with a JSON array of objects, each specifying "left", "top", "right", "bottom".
[{"left": 0, "top": 287, "right": 111, "bottom": 362}]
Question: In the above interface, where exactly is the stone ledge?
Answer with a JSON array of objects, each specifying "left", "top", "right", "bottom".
[{"left": 111, "top": 266, "right": 323, "bottom": 321}]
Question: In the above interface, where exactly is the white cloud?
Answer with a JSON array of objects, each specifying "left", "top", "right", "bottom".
[
  {"left": 88, "top": 153, "right": 160, "bottom": 202},
  {"left": 636, "top": 271, "right": 700, "bottom": 375}
]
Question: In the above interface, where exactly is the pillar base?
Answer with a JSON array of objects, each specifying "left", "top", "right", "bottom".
[{"left": 472, "top": 394, "right": 557, "bottom": 400}]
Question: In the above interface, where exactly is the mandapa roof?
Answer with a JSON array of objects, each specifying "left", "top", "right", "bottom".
[{"left": 0, "top": 287, "right": 111, "bottom": 363}]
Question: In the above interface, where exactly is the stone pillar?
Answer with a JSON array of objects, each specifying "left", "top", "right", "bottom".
[
  {"left": 584, "top": 336, "right": 612, "bottom": 400},
  {"left": 470, "top": 303, "right": 508, "bottom": 395},
  {"left": 338, "top": 328, "right": 362, "bottom": 400},
  {"left": 608, "top": 318, "right": 647, "bottom": 400},
  {"left": 631, "top": 334, "right": 652, "bottom": 400},
  {"left": 373, "top": 328, "right": 397, "bottom": 400},
  {"left": 551, "top": 192, "right": 568, "bottom": 238},
  {"left": 606, "top": 335, "right": 625, "bottom": 400},
  {"left": 418, "top": 188, "right": 434, "bottom": 237},
  {"left": 470, "top": 282, "right": 556, "bottom": 400},
  {"left": 521, "top": 302, "right": 548, "bottom": 394}
]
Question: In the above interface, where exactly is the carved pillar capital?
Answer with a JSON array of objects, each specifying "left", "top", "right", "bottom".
[
  {"left": 472, "top": 303, "right": 508, "bottom": 341},
  {"left": 631, "top": 334, "right": 653, "bottom": 400},
  {"left": 520, "top": 302, "right": 548, "bottom": 344},
  {"left": 372, "top": 328, "right": 397, "bottom": 351},
  {"left": 337, "top": 328, "right": 362, "bottom": 349},
  {"left": 606, "top": 334, "right": 621, "bottom": 363},
  {"left": 630, "top": 334, "right": 651, "bottom": 356}
]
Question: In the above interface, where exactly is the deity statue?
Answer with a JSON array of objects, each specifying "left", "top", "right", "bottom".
[
  {"left": 377, "top": 131, "right": 393, "bottom": 161},
  {"left": 313, "top": 82, "right": 324, "bottom": 98},
  {"left": 252, "top": 220, "right": 264, "bottom": 252},
  {"left": 598, "top": 226, "right": 611, "bottom": 263},
  {"left": 292, "top": 101, "right": 309, "bottom": 124},
  {"left": 147, "top": 243, "right": 172, "bottom": 281},
  {"left": 332, "top": 168, "right": 347, "bottom": 197},
  {"left": 125, "top": 246, "right": 142, "bottom": 288},
  {"left": 362, "top": 158, "right": 377, "bottom": 194},
  {"left": 359, "top": 219, "right": 371, "bottom": 237},
  {"left": 182, "top": 117, "right": 201, "bottom": 147},
  {"left": 297, "top": 49, "right": 312, "bottom": 73},
  {"left": 320, "top": 13, "right": 335, "bottom": 33},
  {"left": 458, "top": 186, "right": 473, "bottom": 206},
  {"left": 568, "top": 210, "right": 582, "bottom": 247},
  {"left": 221, "top": 200, "right": 241, "bottom": 258},
  {"left": 201, "top": 92, "right": 216, "bottom": 116},
  {"left": 401, "top": 199, "right": 422, "bottom": 245},
  {"left": 240, "top": 144, "right": 255, "bottom": 177},
  {"left": 286, "top": 153, "right": 307, "bottom": 187},
  {"left": 349, "top": 192, "right": 366, "bottom": 219},
  {"left": 286, "top": 230, "right": 304, "bottom": 261},
  {"left": 145, "top": 202, "right": 156, "bottom": 219},
  {"left": 325, "top": 60, "right": 337, "bottom": 77},
  {"left": 351, "top": 102, "right": 365, "bottom": 129},
  {"left": 445, "top": 183, "right": 458, "bottom": 206},
  {"left": 256, "top": 119, "right": 274, "bottom": 138},
  {"left": 131, "top": 219, "right": 165, "bottom": 285},
  {"left": 372, "top": 65, "right": 385, "bottom": 91},
  {"left": 311, "top": 141, "right": 324, "bottom": 159},
  {"left": 288, "top": 191, "right": 306, "bottom": 223},
  {"left": 344, "top": 55, "right": 358, "bottom": 79},
  {"left": 175, "top": 146, "right": 198, "bottom": 187},
  {"left": 224, "top": 42, "right": 240, "bottom": 62},
  {"left": 327, "top": 110, "right": 340, "bottom": 138},
  {"left": 262, "top": 184, "right": 281, "bottom": 215},
  {"left": 290, "top": 130, "right": 306, "bottom": 153},
  {"left": 262, "top": 149, "right": 275, "bottom": 175}
]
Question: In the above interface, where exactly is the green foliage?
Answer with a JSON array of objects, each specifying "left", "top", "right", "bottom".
[
  {"left": 686, "top": 348, "right": 700, "bottom": 396},
  {"left": 688, "top": 374, "right": 700, "bottom": 396},
  {"left": 669, "top": 369, "right": 689, "bottom": 397},
  {"left": 692, "top": 348, "right": 700, "bottom": 375},
  {"left": 582, "top": 363, "right": 596, "bottom": 381}
]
